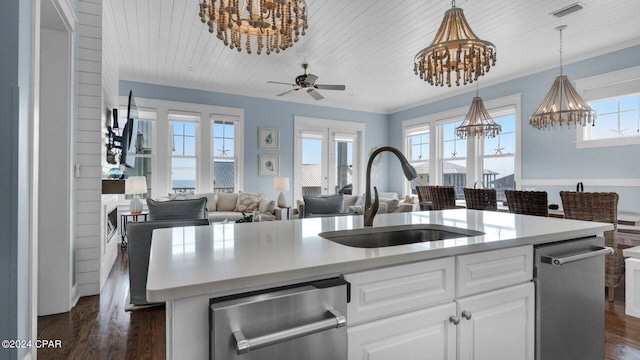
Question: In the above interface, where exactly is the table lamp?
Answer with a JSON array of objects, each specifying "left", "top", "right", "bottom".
[
  {"left": 274, "top": 176, "right": 290, "bottom": 208},
  {"left": 125, "top": 176, "right": 147, "bottom": 214}
]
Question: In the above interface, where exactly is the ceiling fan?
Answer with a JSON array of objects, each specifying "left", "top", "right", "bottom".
[{"left": 267, "top": 63, "right": 346, "bottom": 100}]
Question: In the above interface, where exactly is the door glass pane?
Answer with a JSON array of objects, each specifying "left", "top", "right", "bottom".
[
  {"left": 302, "top": 137, "right": 323, "bottom": 196},
  {"left": 335, "top": 140, "right": 353, "bottom": 194}
]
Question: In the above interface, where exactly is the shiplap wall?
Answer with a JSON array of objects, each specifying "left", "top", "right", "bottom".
[
  {"left": 77, "top": 0, "right": 119, "bottom": 297},
  {"left": 100, "top": 0, "right": 120, "bottom": 288}
]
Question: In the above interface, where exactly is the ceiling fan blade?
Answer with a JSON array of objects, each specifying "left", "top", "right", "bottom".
[
  {"left": 277, "top": 88, "right": 300, "bottom": 97},
  {"left": 307, "top": 89, "right": 324, "bottom": 100},
  {"left": 314, "top": 84, "right": 346, "bottom": 91},
  {"left": 303, "top": 74, "right": 318, "bottom": 85},
  {"left": 268, "top": 81, "right": 297, "bottom": 86}
]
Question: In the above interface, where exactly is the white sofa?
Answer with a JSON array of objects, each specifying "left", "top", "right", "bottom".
[
  {"left": 297, "top": 193, "right": 413, "bottom": 218},
  {"left": 158, "top": 191, "right": 277, "bottom": 222}
]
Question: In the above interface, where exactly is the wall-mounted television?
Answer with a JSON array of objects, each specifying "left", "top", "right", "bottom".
[{"left": 119, "top": 90, "right": 139, "bottom": 168}]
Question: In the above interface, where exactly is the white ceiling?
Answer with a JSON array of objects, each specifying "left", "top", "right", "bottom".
[{"left": 104, "top": 0, "right": 640, "bottom": 114}]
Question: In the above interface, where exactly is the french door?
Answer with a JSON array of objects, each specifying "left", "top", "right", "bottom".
[{"left": 294, "top": 117, "right": 365, "bottom": 202}]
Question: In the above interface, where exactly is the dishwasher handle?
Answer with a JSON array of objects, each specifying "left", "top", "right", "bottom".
[
  {"left": 541, "top": 246, "right": 614, "bottom": 266},
  {"left": 233, "top": 308, "right": 346, "bottom": 355}
]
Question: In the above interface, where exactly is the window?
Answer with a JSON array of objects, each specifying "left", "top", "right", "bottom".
[
  {"left": 482, "top": 114, "right": 516, "bottom": 201},
  {"left": 119, "top": 97, "right": 244, "bottom": 196},
  {"left": 575, "top": 66, "right": 640, "bottom": 148},
  {"left": 212, "top": 119, "right": 237, "bottom": 193},
  {"left": 171, "top": 120, "right": 198, "bottom": 193},
  {"left": 402, "top": 95, "right": 520, "bottom": 198},
  {"left": 440, "top": 121, "right": 467, "bottom": 199},
  {"left": 583, "top": 94, "right": 640, "bottom": 141},
  {"left": 405, "top": 125, "right": 430, "bottom": 193}
]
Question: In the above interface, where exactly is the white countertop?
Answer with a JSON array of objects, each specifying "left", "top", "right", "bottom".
[
  {"left": 623, "top": 246, "right": 640, "bottom": 259},
  {"left": 146, "top": 209, "right": 613, "bottom": 302}
]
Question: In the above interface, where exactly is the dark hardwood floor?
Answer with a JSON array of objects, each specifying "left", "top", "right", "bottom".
[
  {"left": 38, "top": 251, "right": 165, "bottom": 360},
  {"left": 38, "top": 250, "right": 640, "bottom": 359}
]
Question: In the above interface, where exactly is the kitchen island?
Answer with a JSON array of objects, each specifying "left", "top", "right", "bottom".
[{"left": 147, "top": 209, "right": 613, "bottom": 360}]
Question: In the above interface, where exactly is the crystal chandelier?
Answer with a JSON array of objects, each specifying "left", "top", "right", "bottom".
[
  {"left": 414, "top": 0, "right": 496, "bottom": 87},
  {"left": 198, "top": 0, "right": 308, "bottom": 55},
  {"left": 530, "top": 25, "right": 595, "bottom": 130},
  {"left": 455, "top": 83, "right": 502, "bottom": 138}
]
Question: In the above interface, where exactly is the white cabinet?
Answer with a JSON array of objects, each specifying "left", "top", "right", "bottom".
[
  {"left": 348, "top": 303, "right": 456, "bottom": 360},
  {"left": 345, "top": 246, "right": 534, "bottom": 360},
  {"left": 457, "top": 282, "right": 534, "bottom": 360}
]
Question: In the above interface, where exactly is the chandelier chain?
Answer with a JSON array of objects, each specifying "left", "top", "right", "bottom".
[{"left": 559, "top": 27, "right": 563, "bottom": 76}]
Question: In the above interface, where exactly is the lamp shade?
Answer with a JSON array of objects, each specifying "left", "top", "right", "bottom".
[
  {"left": 125, "top": 176, "right": 147, "bottom": 195},
  {"left": 274, "top": 176, "right": 290, "bottom": 192}
]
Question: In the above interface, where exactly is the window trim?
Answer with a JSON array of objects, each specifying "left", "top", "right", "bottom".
[
  {"left": 119, "top": 96, "right": 244, "bottom": 196},
  {"left": 211, "top": 115, "right": 243, "bottom": 193},
  {"left": 401, "top": 94, "right": 522, "bottom": 196},
  {"left": 575, "top": 66, "right": 640, "bottom": 149},
  {"left": 170, "top": 118, "right": 199, "bottom": 193}
]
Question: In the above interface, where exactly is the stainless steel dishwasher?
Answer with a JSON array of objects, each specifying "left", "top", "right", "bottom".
[
  {"left": 534, "top": 236, "right": 614, "bottom": 360},
  {"left": 210, "top": 277, "right": 348, "bottom": 360}
]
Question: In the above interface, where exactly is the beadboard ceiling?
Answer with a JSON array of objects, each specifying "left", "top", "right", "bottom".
[{"left": 104, "top": 0, "right": 640, "bottom": 114}]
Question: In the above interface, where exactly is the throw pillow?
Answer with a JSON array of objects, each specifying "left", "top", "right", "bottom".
[
  {"left": 303, "top": 194, "right": 344, "bottom": 218},
  {"left": 348, "top": 205, "right": 365, "bottom": 215},
  {"left": 147, "top": 198, "right": 207, "bottom": 221},
  {"left": 235, "top": 192, "right": 261, "bottom": 213},
  {"left": 343, "top": 195, "right": 359, "bottom": 212},
  {"left": 381, "top": 198, "right": 399, "bottom": 213},
  {"left": 378, "top": 202, "right": 389, "bottom": 214},
  {"left": 258, "top": 197, "right": 277, "bottom": 214},
  {"left": 217, "top": 192, "right": 239, "bottom": 211},
  {"left": 168, "top": 191, "right": 195, "bottom": 201}
]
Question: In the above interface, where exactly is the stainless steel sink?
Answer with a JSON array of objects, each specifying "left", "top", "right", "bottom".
[{"left": 318, "top": 225, "right": 485, "bottom": 248}]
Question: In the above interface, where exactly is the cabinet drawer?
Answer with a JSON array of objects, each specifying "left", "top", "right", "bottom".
[
  {"left": 345, "top": 257, "right": 454, "bottom": 325},
  {"left": 456, "top": 245, "right": 532, "bottom": 298}
]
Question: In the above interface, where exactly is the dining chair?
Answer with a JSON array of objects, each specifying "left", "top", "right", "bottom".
[
  {"left": 415, "top": 186, "right": 432, "bottom": 211},
  {"left": 464, "top": 188, "right": 498, "bottom": 211},
  {"left": 427, "top": 186, "right": 457, "bottom": 210},
  {"left": 505, "top": 190, "right": 549, "bottom": 217},
  {"left": 560, "top": 191, "right": 624, "bottom": 302}
]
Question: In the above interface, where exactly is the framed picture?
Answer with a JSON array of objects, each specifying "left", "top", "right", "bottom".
[
  {"left": 258, "top": 127, "right": 280, "bottom": 150},
  {"left": 259, "top": 155, "right": 280, "bottom": 177}
]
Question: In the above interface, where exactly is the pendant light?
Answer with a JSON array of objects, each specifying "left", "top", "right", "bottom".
[
  {"left": 455, "top": 82, "right": 502, "bottom": 138},
  {"left": 530, "top": 25, "right": 595, "bottom": 130},
  {"left": 414, "top": 0, "right": 497, "bottom": 87}
]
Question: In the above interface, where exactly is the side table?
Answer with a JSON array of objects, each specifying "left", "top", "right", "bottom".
[{"left": 120, "top": 210, "right": 149, "bottom": 250}]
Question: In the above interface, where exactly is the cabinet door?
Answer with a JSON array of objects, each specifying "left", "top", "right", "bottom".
[
  {"left": 348, "top": 302, "right": 457, "bottom": 360},
  {"left": 457, "top": 282, "right": 534, "bottom": 360}
]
